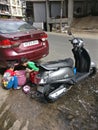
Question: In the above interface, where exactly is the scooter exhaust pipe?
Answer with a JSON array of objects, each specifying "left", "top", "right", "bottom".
[{"left": 48, "top": 84, "right": 69, "bottom": 100}]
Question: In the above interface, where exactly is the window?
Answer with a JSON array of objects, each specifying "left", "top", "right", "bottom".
[{"left": 0, "top": 21, "right": 36, "bottom": 33}]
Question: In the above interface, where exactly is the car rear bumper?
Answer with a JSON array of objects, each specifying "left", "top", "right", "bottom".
[{"left": 0, "top": 43, "right": 49, "bottom": 66}]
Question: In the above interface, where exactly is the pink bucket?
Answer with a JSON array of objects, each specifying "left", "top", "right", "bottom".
[{"left": 15, "top": 70, "right": 26, "bottom": 86}]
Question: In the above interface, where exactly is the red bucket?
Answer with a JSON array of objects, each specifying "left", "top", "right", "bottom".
[
  {"left": 30, "top": 71, "right": 40, "bottom": 84},
  {"left": 15, "top": 70, "right": 26, "bottom": 86}
]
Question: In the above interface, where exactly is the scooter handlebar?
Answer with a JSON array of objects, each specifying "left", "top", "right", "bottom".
[{"left": 69, "top": 38, "right": 84, "bottom": 48}]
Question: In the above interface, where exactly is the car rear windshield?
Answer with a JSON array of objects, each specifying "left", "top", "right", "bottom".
[{"left": 0, "top": 20, "right": 36, "bottom": 34}]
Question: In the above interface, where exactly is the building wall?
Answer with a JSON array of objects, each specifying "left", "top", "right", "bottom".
[
  {"left": 50, "top": 1, "right": 61, "bottom": 18},
  {"left": 74, "top": 0, "right": 98, "bottom": 17},
  {"left": 0, "top": 0, "right": 23, "bottom": 18},
  {"left": 33, "top": 2, "right": 46, "bottom": 22},
  {"left": 26, "top": 0, "right": 67, "bottom": 22},
  {"left": 0, "top": 0, "right": 11, "bottom": 18},
  {"left": 9, "top": 0, "right": 22, "bottom": 17}
]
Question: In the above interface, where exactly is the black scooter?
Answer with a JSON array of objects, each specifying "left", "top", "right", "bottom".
[{"left": 29, "top": 31, "right": 97, "bottom": 102}]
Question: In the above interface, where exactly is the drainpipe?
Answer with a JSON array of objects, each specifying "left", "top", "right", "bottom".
[
  {"left": 60, "top": 0, "right": 63, "bottom": 32},
  {"left": 68, "top": 0, "right": 73, "bottom": 26},
  {"left": 46, "top": 0, "right": 50, "bottom": 31}
]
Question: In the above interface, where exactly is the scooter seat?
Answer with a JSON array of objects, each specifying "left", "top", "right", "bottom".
[{"left": 40, "top": 58, "right": 74, "bottom": 70}]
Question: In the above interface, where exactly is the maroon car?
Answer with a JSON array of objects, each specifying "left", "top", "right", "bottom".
[{"left": 0, "top": 19, "right": 49, "bottom": 67}]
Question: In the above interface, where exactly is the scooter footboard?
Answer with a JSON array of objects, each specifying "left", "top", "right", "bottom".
[{"left": 73, "top": 72, "right": 90, "bottom": 83}]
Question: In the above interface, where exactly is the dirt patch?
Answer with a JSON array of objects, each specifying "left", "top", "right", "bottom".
[
  {"left": 72, "top": 16, "right": 98, "bottom": 30},
  {"left": 0, "top": 72, "right": 97, "bottom": 130}
]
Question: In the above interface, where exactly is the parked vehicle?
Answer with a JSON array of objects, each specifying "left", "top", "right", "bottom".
[
  {"left": 29, "top": 30, "right": 96, "bottom": 102},
  {"left": 0, "top": 19, "right": 49, "bottom": 67}
]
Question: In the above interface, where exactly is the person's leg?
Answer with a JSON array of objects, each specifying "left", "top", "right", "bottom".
[
  {"left": 6, "top": 78, "right": 14, "bottom": 89},
  {"left": 12, "top": 76, "right": 18, "bottom": 89}
]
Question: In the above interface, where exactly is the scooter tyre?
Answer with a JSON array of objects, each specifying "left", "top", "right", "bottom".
[{"left": 90, "top": 67, "right": 97, "bottom": 77}]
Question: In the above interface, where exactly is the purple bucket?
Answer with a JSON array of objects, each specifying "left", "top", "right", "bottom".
[
  {"left": 23, "top": 85, "right": 31, "bottom": 94},
  {"left": 15, "top": 70, "right": 26, "bottom": 86}
]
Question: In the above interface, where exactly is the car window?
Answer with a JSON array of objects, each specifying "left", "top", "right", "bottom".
[
  {"left": 18, "top": 23, "right": 36, "bottom": 31},
  {"left": 0, "top": 21, "right": 36, "bottom": 34}
]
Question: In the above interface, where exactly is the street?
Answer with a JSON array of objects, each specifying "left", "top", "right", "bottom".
[
  {"left": 0, "top": 32, "right": 98, "bottom": 130},
  {"left": 44, "top": 32, "right": 98, "bottom": 68}
]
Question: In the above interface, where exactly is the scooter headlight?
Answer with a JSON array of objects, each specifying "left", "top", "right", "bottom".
[{"left": 72, "top": 38, "right": 84, "bottom": 47}]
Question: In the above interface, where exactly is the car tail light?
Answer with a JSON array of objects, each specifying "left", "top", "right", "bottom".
[
  {"left": 0, "top": 39, "right": 19, "bottom": 48},
  {"left": 40, "top": 33, "right": 48, "bottom": 41}
]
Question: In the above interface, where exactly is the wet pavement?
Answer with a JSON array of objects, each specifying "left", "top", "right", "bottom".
[{"left": 0, "top": 71, "right": 98, "bottom": 130}]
